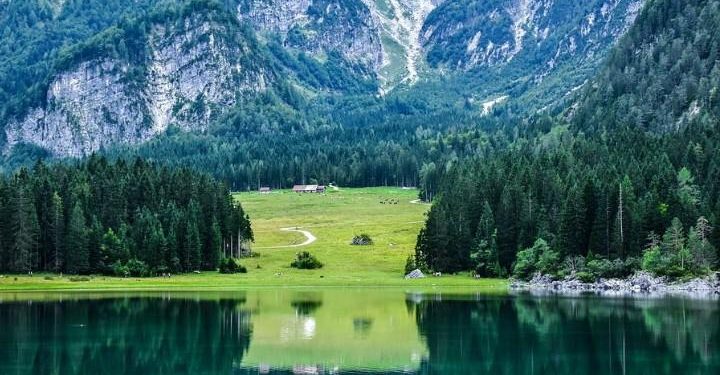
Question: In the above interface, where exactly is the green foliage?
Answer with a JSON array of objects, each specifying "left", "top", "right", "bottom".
[
  {"left": 642, "top": 217, "right": 717, "bottom": 278},
  {"left": 404, "top": 255, "right": 417, "bottom": 275},
  {"left": 290, "top": 251, "right": 323, "bottom": 270},
  {"left": 575, "top": 0, "right": 720, "bottom": 133},
  {"left": 218, "top": 257, "right": 247, "bottom": 274},
  {"left": 68, "top": 276, "right": 91, "bottom": 282},
  {"left": 584, "top": 257, "right": 638, "bottom": 280},
  {"left": 512, "top": 239, "right": 559, "bottom": 280},
  {"left": 0, "top": 156, "right": 253, "bottom": 276},
  {"left": 125, "top": 259, "right": 149, "bottom": 277},
  {"left": 111, "top": 261, "right": 130, "bottom": 278}
]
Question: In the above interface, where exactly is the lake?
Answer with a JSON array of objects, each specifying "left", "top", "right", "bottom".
[{"left": 1, "top": 289, "right": 719, "bottom": 374}]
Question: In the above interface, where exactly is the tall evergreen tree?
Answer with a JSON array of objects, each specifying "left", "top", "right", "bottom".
[
  {"left": 65, "top": 203, "right": 89, "bottom": 274},
  {"left": 11, "top": 186, "right": 39, "bottom": 273}
]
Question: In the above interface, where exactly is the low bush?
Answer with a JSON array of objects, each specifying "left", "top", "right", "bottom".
[
  {"left": 512, "top": 238, "right": 560, "bottom": 280},
  {"left": 575, "top": 271, "right": 596, "bottom": 283},
  {"left": 291, "top": 251, "right": 323, "bottom": 269},
  {"left": 111, "top": 259, "right": 149, "bottom": 277},
  {"left": 69, "top": 276, "right": 91, "bottom": 282},
  {"left": 219, "top": 258, "right": 248, "bottom": 274}
]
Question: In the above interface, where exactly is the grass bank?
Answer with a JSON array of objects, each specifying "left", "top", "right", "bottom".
[{"left": 0, "top": 187, "right": 507, "bottom": 292}]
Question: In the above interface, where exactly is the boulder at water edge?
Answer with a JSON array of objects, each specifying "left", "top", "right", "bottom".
[{"left": 405, "top": 269, "right": 425, "bottom": 279}]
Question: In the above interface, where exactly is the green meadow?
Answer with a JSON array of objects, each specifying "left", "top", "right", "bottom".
[{"left": 0, "top": 187, "right": 507, "bottom": 291}]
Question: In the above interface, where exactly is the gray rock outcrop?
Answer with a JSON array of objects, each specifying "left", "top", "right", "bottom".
[{"left": 405, "top": 269, "right": 426, "bottom": 279}]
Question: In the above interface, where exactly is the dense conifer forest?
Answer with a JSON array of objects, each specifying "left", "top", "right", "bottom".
[
  {"left": 415, "top": 0, "right": 720, "bottom": 280},
  {"left": 0, "top": 156, "right": 253, "bottom": 275}
]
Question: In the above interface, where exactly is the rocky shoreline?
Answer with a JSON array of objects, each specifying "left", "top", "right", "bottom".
[{"left": 510, "top": 272, "right": 720, "bottom": 298}]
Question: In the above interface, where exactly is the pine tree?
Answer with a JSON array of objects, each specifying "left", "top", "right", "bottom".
[
  {"left": 49, "top": 192, "right": 64, "bottom": 273},
  {"left": 11, "top": 186, "right": 39, "bottom": 274},
  {"left": 208, "top": 219, "right": 222, "bottom": 270},
  {"left": 65, "top": 203, "right": 89, "bottom": 274},
  {"left": 186, "top": 220, "right": 202, "bottom": 271},
  {"left": 99, "top": 228, "right": 128, "bottom": 274},
  {"left": 662, "top": 218, "right": 688, "bottom": 272},
  {"left": 689, "top": 216, "right": 716, "bottom": 272},
  {"left": 470, "top": 201, "right": 502, "bottom": 277}
]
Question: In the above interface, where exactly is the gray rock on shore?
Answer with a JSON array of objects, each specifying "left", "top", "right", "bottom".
[
  {"left": 405, "top": 269, "right": 425, "bottom": 279},
  {"left": 511, "top": 272, "right": 720, "bottom": 297}
]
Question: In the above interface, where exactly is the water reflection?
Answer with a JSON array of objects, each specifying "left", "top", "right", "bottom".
[
  {"left": 0, "top": 294, "right": 251, "bottom": 374},
  {"left": 412, "top": 293, "right": 720, "bottom": 374},
  {"left": 0, "top": 291, "right": 719, "bottom": 374}
]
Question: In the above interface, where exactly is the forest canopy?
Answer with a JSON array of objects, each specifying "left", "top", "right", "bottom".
[{"left": 0, "top": 156, "right": 253, "bottom": 276}]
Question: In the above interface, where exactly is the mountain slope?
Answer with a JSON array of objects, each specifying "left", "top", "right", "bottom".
[
  {"left": 0, "top": 0, "right": 645, "bottom": 161},
  {"left": 5, "top": 1, "right": 274, "bottom": 157},
  {"left": 420, "top": 0, "right": 644, "bottom": 111},
  {"left": 413, "top": 0, "right": 720, "bottom": 275},
  {"left": 573, "top": 0, "right": 720, "bottom": 133}
]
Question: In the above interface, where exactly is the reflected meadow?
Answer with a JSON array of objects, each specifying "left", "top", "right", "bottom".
[{"left": 1, "top": 290, "right": 719, "bottom": 374}]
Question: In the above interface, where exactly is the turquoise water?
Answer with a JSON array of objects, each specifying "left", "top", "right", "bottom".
[{"left": 0, "top": 290, "right": 718, "bottom": 374}]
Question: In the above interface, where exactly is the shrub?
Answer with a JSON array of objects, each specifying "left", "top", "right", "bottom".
[
  {"left": 69, "top": 276, "right": 91, "bottom": 282},
  {"left": 575, "top": 271, "right": 596, "bottom": 283},
  {"left": 642, "top": 246, "right": 664, "bottom": 274},
  {"left": 583, "top": 256, "right": 641, "bottom": 279},
  {"left": 219, "top": 258, "right": 248, "bottom": 274},
  {"left": 512, "top": 238, "right": 558, "bottom": 280},
  {"left": 291, "top": 251, "right": 323, "bottom": 269},
  {"left": 125, "top": 259, "right": 149, "bottom": 277},
  {"left": 111, "top": 261, "right": 130, "bottom": 277},
  {"left": 512, "top": 247, "right": 537, "bottom": 280},
  {"left": 536, "top": 246, "right": 560, "bottom": 275},
  {"left": 351, "top": 234, "right": 374, "bottom": 246}
]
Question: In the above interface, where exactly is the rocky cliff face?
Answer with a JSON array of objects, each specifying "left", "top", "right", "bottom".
[
  {"left": 362, "top": 0, "right": 444, "bottom": 90},
  {"left": 3, "top": 0, "right": 647, "bottom": 157},
  {"left": 238, "top": 0, "right": 445, "bottom": 90},
  {"left": 5, "top": 11, "right": 270, "bottom": 157},
  {"left": 422, "top": 0, "right": 643, "bottom": 72},
  {"left": 238, "top": 0, "right": 383, "bottom": 73}
]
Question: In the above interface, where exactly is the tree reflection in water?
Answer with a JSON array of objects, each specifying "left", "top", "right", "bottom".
[
  {"left": 1, "top": 292, "right": 719, "bottom": 374},
  {"left": 0, "top": 295, "right": 251, "bottom": 375},
  {"left": 413, "top": 293, "right": 720, "bottom": 375}
]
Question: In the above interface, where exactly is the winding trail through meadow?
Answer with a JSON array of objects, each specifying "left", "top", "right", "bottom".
[{"left": 254, "top": 227, "right": 317, "bottom": 249}]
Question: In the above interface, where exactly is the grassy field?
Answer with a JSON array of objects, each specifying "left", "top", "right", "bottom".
[{"left": 0, "top": 187, "right": 507, "bottom": 292}]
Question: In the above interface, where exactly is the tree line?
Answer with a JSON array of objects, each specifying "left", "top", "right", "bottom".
[
  {"left": 414, "top": 124, "right": 720, "bottom": 279},
  {"left": 0, "top": 156, "right": 253, "bottom": 275}
]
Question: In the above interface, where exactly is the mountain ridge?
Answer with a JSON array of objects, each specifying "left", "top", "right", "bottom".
[{"left": 1, "top": 0, "right": 644, "bottom": 159}]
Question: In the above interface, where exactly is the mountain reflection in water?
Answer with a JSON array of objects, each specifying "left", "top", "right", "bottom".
[{"left": 0, "top": 290, "right": 719, "bottom": 374}]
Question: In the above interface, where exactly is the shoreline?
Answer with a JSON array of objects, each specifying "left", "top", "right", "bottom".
[
  {"left": 0, "top": 272, "right": 509, "bottom": 293},
  {"left": 510, "top": 272, "right": 720, "bottom": 299}
]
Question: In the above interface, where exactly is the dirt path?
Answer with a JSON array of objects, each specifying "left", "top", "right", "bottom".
[{"left": 254, "top": 227, "right": 317, "bottom": 249}]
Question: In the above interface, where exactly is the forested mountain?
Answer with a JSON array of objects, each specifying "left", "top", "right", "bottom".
[
  {"left": 574, "top": 0, "right": 720, "bottom": 133},
  {"left": 0, "top": 156, "right": 253, "bottom": 275},
  {"left": 421, "top": 0, "right": 644, "bottom": 110},
  {"left": 0, "top": 0, "right": 640, "bottom": 186},
  {"left": 415, "top": 0, "right": 720, "bottom": 279}
]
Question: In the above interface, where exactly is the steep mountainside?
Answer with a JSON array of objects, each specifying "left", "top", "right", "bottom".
[
  {"left": 573, "top": 0, "right": 720, "bottom": 133},
  {"left": 421, "top": 0, "right": 644, "bottom": 110},
  {"left": 1, "top": 0, "right": 644, "bottom": 160},
  {"left": 6, "top": 2, "right": 273, "bottom": 157}
]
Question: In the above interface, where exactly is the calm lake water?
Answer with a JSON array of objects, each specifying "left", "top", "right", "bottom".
[{"left": 1, "top": 289, "right": 719, "bottom": 374}]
